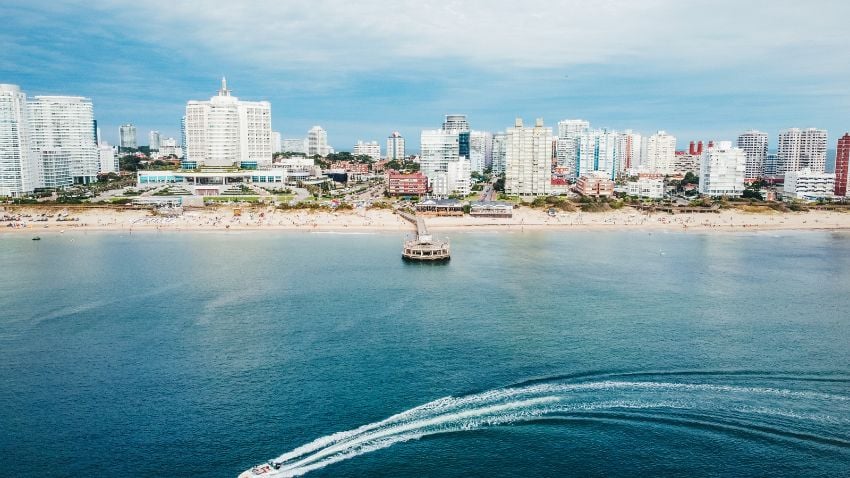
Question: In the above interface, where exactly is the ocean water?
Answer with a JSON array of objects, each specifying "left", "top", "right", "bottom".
[{"left": 1, "top": 230, "right": 849, "bottom": 477}]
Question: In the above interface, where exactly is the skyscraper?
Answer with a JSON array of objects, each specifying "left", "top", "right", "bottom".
[
  {"left": 577, "top": 129, "right": 620, "bottom": 180},
  {"left": 834, "top": 133, "right": 850, "bottom": 197},
  {"left": 419, "top": 129, "right": 459, "bottom": 177},
  {"left": 307, "top": 126, "right": 330, "bottom": 157},
  {"left": 0, "top": 84, "right": 38, "bottom": 196},
  {"left": 776, "top": 128, "right": 827, "bottom": 176},
  {"left": 699, "top": 141, "right": 746, "bottom": 197},
  {"left": 149, "top": 130, "right": 161, "bottom": 151},
  {"left": 491, "top": 133, "right": 507, "bottom": 174},
  {"left": 28, "top": 95, "right": 99, "bottom": 184},
  {"left": 354, "top": 140, "right": 381, "bottom": 161},
  {"left": 387, "top": 131, "right": 405, "bottom": 161},
  {"left": 505, "top": 118, "right": 553, "bottom": 196},
  {"left": 271, "top": 131, "right": 282, "bottom": 154},
  {"left": 184, "top": 78, "right": 272, "bottom": 168},
  {"left": 737, "top": 130, "right": 768, "bottom": 180},
  {"left": 618, "top": 130, "right": 643, "bottom": 172},
  {"left": 645, "top": 131, "right": 677, "bottom": 174},
  {"left": 468, "top": 131, "right": 492, "bottom": 174},
  {"left": 119, "top": 124, "right": 136, "bottom": 149},
  {"left": 442, "top": 114, "right": 470, "bottom": 133}
]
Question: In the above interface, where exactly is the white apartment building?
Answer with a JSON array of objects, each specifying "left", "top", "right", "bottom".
[
  {"left": 0, "top": 84, "right": 39, "bottom": 196},
  {"left": 98, "top": 142, "right": 118, "bottom": 174},
  {"left": 28, "top": 95, "right": 99, "bottom": 184},
  {"left": 783, "top": 168, "right": 835, "bottom": 200},
  {"left": 776, "top": 128, "right": 827, "bottom": 176},
  {"left": 491, "top": 133, "right": 507, "bottom": 174},
  {"left": 557, "top": 119, "right": 590, "bottom": 140},
  {"left": 282, "top": 138, "right": 308, "bottom": 154},
  {"left": 420, "top": 129, "right": 459, "bottom": 177},
  {"left": 468, "top": 130, "right": 492, "bottom": 174},
  {"left": 149, "top": 130, "right": 161, "bottom": 151},
  {"left": 442, "top": 114, "right": 470, "bottom": 133},
  {"left": 446, "top": 158, "right": 472, "bottom": 196},
  {"left": 271, "top": 131, "right": 282, "bottom": 153},
  {"left": 644, "top": 131, "right": 677, "bottom": 174},
  {"left": 387, "top": 131, "right": 405, "bottom": 160},
  {"left": 184, "top": 78, "right": 272, "bottom": 169},
  {"left": 626, "top": 178, "right": 664, "bottom": 199},
  {"left": 156, "top": 137, "right": 182, "bottom": 158},
  {"left": 737, "top": 130, "right": 768, "bottom": 180},
  {"left": 699, "top": 141, "right": 746, "bottom": 197},
  {"left": 577, "top": 129, "right": 619, "bottom": 180},
  {"left": 555, "top": 119, "right": 589, "bottom": 176},
  {"left": 307, "top": 126, "right": 331, "bottom": 157},
  {"left": 505, "top": 118, "right": 553, "bottom": 196},
  {"left": 354, "top": 140, "right": 381, "bottom": 161}
]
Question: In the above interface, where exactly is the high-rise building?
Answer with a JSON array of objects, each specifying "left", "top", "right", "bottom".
[
  {"left": 468, "top": 131, "right": 492, "bottom": 174},
  {"left": 442, "top": 114, "right": 470, "bottom": 133},
  {"left": 0, "top": 84, "right": 39, "bottom": 197},
  {"left": 834, "top": 133, "right": 850, "bottom": 197},
  {"left": 618, "top": 130, "right": 643, "bottom": 172},
  {"left": 184, "top": 78, "right": 272, "bottom": 169},
  {"left": 98, "top": 142, "right": 118, "bottom": 174},
  {"left": 387, "top": 131, "right": 405, "bottom": 161},
  {"left": 180, "top": 116, "right": 187, "bottom": 150},
  {"left": 446, "top": 158, "right": 472, "bottom": 196},
  {"left": 555, "top": 119, "right": 589, "bottom": 177},
  {"left": 644, "top": 131, "right": 677, "bottom": 174},
  {"left": 354, "top": 140, "right": 381, "bottom": 161},
  {"left": 505, "top": 118, "right": 553, "bottom": 196},
  {"left": 419, "top": 129, "right": 459, "bottom": 177},
  {"left": 699, "top": 141, "right": 746, "bottom": 197},
  {"left": 491, "top": 133, "right": 507, "bottom": 174},
  {"left": 776, "top": 128, "right": 827, "bottom": 176},
  {"left": 271, "top": 131, "right": 282, "bottom": 153},
  {"left": 119, "top": 124, "right": 137, "bottom": 149},
  {"left": 149, "top": 130, "right": 161, "bottom": 151},
  {"left": 307, "top": 126, "right": 330, "bottom": 157},
  {"left": 28, "top": 95, "right": 99, "bottom": 185},
  {"left": 577, "top": 129, "right": 620, "bottom": 180},
  {"left": 557, "top": 119, "right": 590, "bottom": 139},
  {"left": 737, "top": 130, "right": 768, "bottom": 180}
]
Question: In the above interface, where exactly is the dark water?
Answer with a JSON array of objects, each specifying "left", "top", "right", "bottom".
[{"left": 1, "top": 230, "right": 849, "bottom": 477}]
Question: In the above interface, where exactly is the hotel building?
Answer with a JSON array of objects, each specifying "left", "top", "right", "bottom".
[
  {"left": 737, "top": 130, "right": 768, "bottom": 180},
  {"left": 504, "top": 118, "right": 553, "bottom": 196},
  {"left": 0, "top": 84, "right": 38, "bottom": 196},
  {"left": 699, "top": 141, "right": 746, "bottom": 197}
]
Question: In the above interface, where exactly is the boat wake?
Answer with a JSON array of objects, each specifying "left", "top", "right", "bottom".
[{"left": 240, "top": 372, "right": 850, "bottom": 477}]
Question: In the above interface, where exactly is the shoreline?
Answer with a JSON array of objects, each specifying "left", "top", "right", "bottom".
[{"left": 3, "top": 205, "right": 850, "bottom": 235}]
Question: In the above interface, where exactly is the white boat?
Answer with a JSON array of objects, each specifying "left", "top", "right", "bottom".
[{"left": 238, "top": 460, "right": 281, "bottom": 477}]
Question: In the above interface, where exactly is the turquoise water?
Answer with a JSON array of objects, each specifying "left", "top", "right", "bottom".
[{"left": 1, "top": 230, "right": 849, "bottom": 477}]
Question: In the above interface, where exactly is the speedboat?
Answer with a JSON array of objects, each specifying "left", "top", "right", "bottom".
[{"left": 238, "top": 460, "right": 282, "bottom": 478}]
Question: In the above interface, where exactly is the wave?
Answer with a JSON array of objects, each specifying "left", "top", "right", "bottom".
[{"left": 240, "top": 374, "right": 850, "bottom": 477}]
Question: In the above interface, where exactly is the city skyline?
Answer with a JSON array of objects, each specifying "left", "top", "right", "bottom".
[{"left": 3, "top": 1, "right": 850, "bottom": 150}]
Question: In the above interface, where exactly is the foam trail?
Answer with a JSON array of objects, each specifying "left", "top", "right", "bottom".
[{"left": 238, "top": 379, "right": 850, "bottom": 477}]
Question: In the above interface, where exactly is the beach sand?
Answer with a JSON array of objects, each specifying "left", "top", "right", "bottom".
[{"left": 3, "top": 205, "right": 850, "bottom": 234}]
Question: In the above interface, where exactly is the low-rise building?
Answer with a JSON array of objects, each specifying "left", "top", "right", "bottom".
[
  {"left": 137, "top": 169, "right": 287, "bottom": 195},
  {"left": 626, "top": 178, "right": 664, "bottom": 199},
  {"left": 469, "top": 201, "right": 513, "bottom": 218},
  {"left": 415, "top": 198, "right": 464, "bottom": 216},
  {"left": 387, "top": 170, "right": 428, "bottom": 196},
  {"left": 574, "top": 174, "right": 615, "bottom": 197},
  {"left": 783, "top": 168, "right": 835, "bottom": 200}
]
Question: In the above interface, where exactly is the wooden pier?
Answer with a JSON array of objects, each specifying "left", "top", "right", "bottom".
[{"left": 397, "top": 211, "right": 450, "bottom": 262}]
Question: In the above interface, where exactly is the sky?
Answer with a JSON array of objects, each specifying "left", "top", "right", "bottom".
[{"left": 2, "top": 0, "right": 850, "bottom": 153}]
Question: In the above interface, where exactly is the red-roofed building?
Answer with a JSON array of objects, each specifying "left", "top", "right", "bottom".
[{"left": 387, "top": 170, "right": 428, "bottom": 196}]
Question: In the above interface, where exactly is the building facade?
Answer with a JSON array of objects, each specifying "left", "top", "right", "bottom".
[
  {"left": 783, "top": 169, "right": 835, "bottom": 200},
  {"left": 149, "top": 130, "right": 161, "bottom": 151},
  {"left": 184, "top": 78, "right": 272, "bottom": 169},
  {"left": 307, "top": 126, "right": 331, "bottom": 157},
  {"left": 387, "top": 131, "right": 405, "bottom": 161},
  {"left": 28, "top": 95, "right": 99, "bottom": 184},
  {"left": 776, "top": 128, "right": 827, "bottom": 176},
  {"left": 644, "top": 131, "right": 677, "bottom": 174},
  {"left": 835, "top": 133, "right": 850, "bottom": 197},
  {"left": 419, "top": 129, "right": 459, "bottom": 177},
  {"left": 119, "top": 124, "right": 136, "bottom": 149},
  {"left": 737, "top": 130, "right": 768, "bottom": 180},
  {"left": 491, "top": 133, "right": 507, "bottom": 174},
  {"left": 0, "top": 84, "right": 39, "bottom": 196},
  {"left": 386, "top": 170, "right": 428, "bottom": 196},
  {"left": 505, "top": 118, "right": 553, "bottom": 196},
  {"left": 577, "top": 128, "right": 619, "bottom": 180},
  {"left": 699, "top": 141, "right": 746, "bottom": 197},
  {"left": 354, "top": 140, "right": 381, "bottom": 161}
]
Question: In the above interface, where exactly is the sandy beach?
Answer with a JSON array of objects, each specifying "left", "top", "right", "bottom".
[{"left": 3, "top": 205, "right": 850, "bottom": 234}]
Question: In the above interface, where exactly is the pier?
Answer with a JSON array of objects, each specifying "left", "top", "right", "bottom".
[{"left": 397, "top": 211, "right": 451, "bottom": 261}]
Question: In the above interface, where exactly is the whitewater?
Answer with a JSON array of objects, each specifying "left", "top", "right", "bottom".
[{"left": 239, "top": 375, "right": 850, "bottom": 477}]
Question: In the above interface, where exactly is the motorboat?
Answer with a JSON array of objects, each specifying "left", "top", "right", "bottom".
[{"left": 238, "top": 460, "right": 282, "bottom": 477}]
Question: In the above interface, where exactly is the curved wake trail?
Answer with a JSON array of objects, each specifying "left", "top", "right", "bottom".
[{"left": 241, "top": 378, "right": 850, "bottom": 477}]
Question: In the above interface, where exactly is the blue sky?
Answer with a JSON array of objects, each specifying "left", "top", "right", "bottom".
[{"left": 2, "top": 0, "right": 849, "bottom": 153}]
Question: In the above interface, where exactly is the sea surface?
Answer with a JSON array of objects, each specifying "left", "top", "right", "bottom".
[{"left": 1, "top": 230, "right": 849, "bottom": 477}]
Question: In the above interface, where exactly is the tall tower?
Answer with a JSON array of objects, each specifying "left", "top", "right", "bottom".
[
  {"left": 0, "top": 84, "right": 39, "bottom": 196},
  {"left": 28, "top": 95, "right": 99, "bottom": 185},
  {"left": 777, "top": 128, "right": 827, "bottom": 176},
  {"left": 505, "top": 118, "right": 553, "bottom": 196},
  {"left": 387, "top": 131, "right": 405, "bottom": 161},
  {"left": 835, "top": 133, "right": 850, "bottom": 197},
  {"left": 737, "top": 130, "right": 768, "bottom": 180},
  {"left": 119, "top": 124, "right": 137, "bottom": 149}
]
